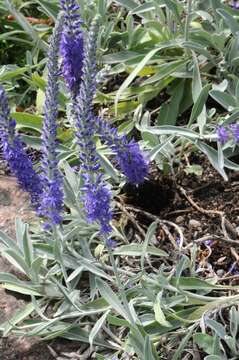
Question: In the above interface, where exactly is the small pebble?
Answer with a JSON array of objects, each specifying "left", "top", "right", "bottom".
[
  {"left": 175, "top": 216, "right": 184, "bottom": 224},
  {"left": 216, "top": 269, "right": 225, "bottom": 277},
  {"left": 189, "top": 219, "right": 201, "bottom": 229}
]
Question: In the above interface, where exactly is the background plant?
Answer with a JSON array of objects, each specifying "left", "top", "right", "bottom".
[{"left": 0, "top": 1, "right": 239, "bottom": 360}]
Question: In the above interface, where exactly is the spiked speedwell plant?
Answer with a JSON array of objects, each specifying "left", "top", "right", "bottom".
[
  {"left": 0, "top": 2, "right": 148, "bottom": 233},
  {"left": 0, "top": 4, "right": 152, "bottom": 358}
]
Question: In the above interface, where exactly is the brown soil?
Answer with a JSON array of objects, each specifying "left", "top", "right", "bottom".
[{"left": 122, "top": 156, "right": 239, "bottom": 279}]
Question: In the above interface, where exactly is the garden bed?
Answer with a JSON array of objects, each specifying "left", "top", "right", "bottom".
[
  {"left": 1, "top": 1, "right": 239, "bottom": 359},
  {"left": 0, "top": 153, "right": 239, "bottom": 359}
]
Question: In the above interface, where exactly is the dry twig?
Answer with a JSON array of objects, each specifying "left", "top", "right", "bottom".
[{"left": 123, "top": 205, "right": 185, "bottom": 250}]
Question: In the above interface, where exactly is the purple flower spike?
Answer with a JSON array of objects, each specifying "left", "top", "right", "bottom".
[
  {"left": 230, "top": 123, "right": 239, "bottom": 142},
  {"left": 71, "top": 17, "right": 112, "bottom": 233},
  {"left": 0, "top": 87, "right": 42, "bottom": 206},
  {"left": 38, "top": 15, "right": 64, "bottom": 227},
  {"left": 217, "top": 126, "right": 228, "bottom": 144},
  {"left": 96, "top": 118, "right": 148, "bottom": 185},
  {"left": 115, "top": 140, "right": 148, "bottom": 185},
  {"left": 60, "top": 0, "right": 84, "bottom": 94},
  {"left": 83, "top": 175, "right": 112, "bottom": 234},
  {"left": 62, "top": 9, "right": 148, "bottom": 232}
]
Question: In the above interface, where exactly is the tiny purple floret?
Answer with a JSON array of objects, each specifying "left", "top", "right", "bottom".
[
  {"left": 230, "top": 123, "right": 239, "bottom": 142},
  {"left": 106, "top": 238, "right": 117, "bottom": 249},
  {"left": 231, "top": 1, "right": 239, "bottom": 9},
  {"left": 204, "top": 239, "right": 213, "bottom": 247},
  {"left": 217, "top": 126, "right": 228, "bottom": 144}
]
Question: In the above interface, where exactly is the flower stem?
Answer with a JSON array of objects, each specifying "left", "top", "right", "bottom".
[
  {"left": 184, "top": 0, "right": 193, "bottom": 43},
  {"left": 107, "top": 245, "right": 135, "bottom": 325},
  {"left": 53, "top": 225, "right": 70, "bottom": 290}
]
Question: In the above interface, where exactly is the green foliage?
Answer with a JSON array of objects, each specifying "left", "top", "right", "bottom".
[
  {"left": 99, "top": 0, "right": 239, "bottom": 177},
  {"left": 1, "top": 1, "right": 239, "bottom": 359},
  {"left": 2, "top": 0, "right": 239, "bottom": 176},
  {"left": 193, "top": 306, "right": 239, "bottom": 359}
]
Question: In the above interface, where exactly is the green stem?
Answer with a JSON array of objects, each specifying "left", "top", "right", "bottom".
[
  {"left": 107, "top": 245, "right": 135, "bottom": 325},
  {"left": 184, "top": 0, "right": 193, "bottom": 43},
  {"left": 66, "top": 242, "right": 136, "bottom": 277},
  {"left": 53, "top": 225, "right": 70, "bottom": 290},
  {"left": 107, "top": 248, "right": 149, "bottom": 356}
]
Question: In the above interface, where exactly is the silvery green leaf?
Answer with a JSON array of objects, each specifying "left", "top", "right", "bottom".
[
  {"left": 143, "top": 335, "right": 158, "bottom": 360},
  {"left": 194, "top": 140, "right": 228, "bottom": 180},
  {"left": 138, "top": 124, "right": 200, "bottom": 139},
  {"left": 96, "top": 278, "right": 131, "bottom": 322},
  {"left": 149, "top": 136, "right": 174, "bottom": 161},
  {"left": 141, "top": 221, "right": 158, "bottom": 272},
  {"left": 217, "top": 8, "right": 239, "bottom": 36},
  {"left": 230, "top": 306, "right": 239, "bottom": 338},
  {"left": 0, "top": 302, "right": 35, "bottom": 336},
  {"left": 206, "top": 319, "right": 226, "bottom": 339},
  {"left": 194, "top": 333, "right": 215, "bottom": 355},
  {"left": 4, "top": 0, "right": 48, "bottom": 52},
  {"left": 89, "top": 310, "right": 110, "bottom": 348},
  {"left": 192, "top": 52, "right": 207, "bottom": 133},
  {"left": 209, "top": 90, "right": 237, "bottom": 111}
]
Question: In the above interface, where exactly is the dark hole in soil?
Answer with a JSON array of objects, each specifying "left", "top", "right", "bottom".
[{"left": 122, "top": 178, "right": 175, "bottom": 216}]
